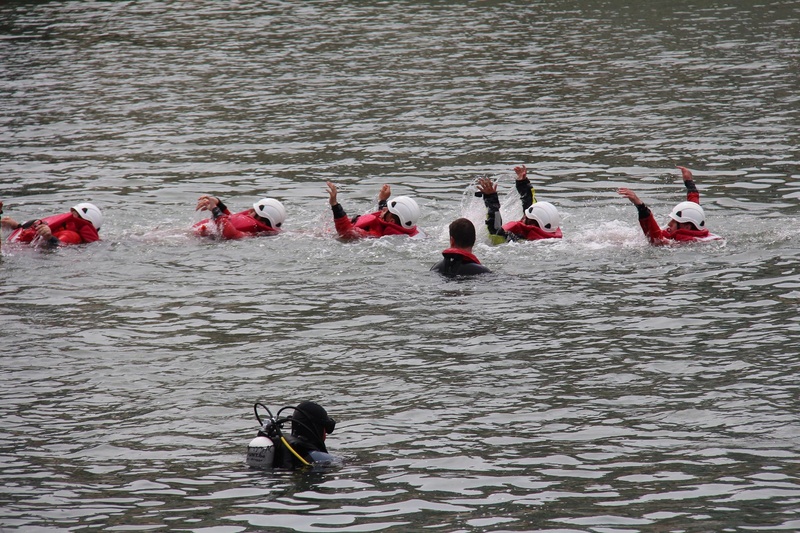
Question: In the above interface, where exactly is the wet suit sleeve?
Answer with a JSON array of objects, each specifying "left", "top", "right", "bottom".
[
  {"left": 211, "top": 200, "right": 233, "bottom": 218},
  {"left": 332, "top": 203, "right": 365, "bottom": 239},
  {"left": 332, "top": 203, "right": 347, "bottom": 220},
  {"left": 635, "top": 203, "right": 666, "bottom": 245},
  {"left": 475, "top": 191, "right": 508, "bottom": 245},
  {"left": 215, "top": 199, "right": 232, "bottom": 215},
  {"left": 515, "top": 178, "right": 536, "bottom": 212},
  {"left": 684, "top": 179, "right": 700, "bottom": 204}
]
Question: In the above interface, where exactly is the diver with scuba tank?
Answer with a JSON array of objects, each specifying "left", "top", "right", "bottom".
[{"left": 247, "top": 400, "right": 337, "bottom": 469}]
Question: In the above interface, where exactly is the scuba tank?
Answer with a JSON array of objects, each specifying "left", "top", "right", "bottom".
[
  {"left": 246, "top": 435, "right": 275, "bottom": 469},
  {"left": 246, "top": 403, "right": 279, "bottom": 468},
  {"left": 246, "top": 402, "right": 315, "bottom": 469}
]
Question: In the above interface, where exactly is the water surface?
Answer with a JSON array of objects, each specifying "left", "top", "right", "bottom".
[{"left": 1, "top": 1, "right": 799, "bottom": 531}]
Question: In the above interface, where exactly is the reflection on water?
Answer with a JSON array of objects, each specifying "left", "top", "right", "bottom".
[{"left": 1, "top": 0, "right": 799, "bottom": 531}]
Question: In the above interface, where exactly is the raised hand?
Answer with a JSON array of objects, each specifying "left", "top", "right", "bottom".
[
  {"left": 326, "top": 181, "right": 339, "bottom": 206},
  {"left": 476, "top": 177, "right": 498, "bottom": 195},
  {"left": 676, "top": 166, "right": 694, "bottom": 181},
  {"left": 378, "top": 184, "right": 391, "bottom": 202},
  {"left": 617, "top": 187, "right": 643, "bottom": 206},
  {"left": 196, "top": 195, "right": 220, "bottom": 212}
]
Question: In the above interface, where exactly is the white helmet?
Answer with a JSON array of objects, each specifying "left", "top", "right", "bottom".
[
  {"left": 253, "top": 198, "right": 286, "bottom": 228},
  {"left": 387, "top": 196, "right": 420, "bottom": 228},
  {"left": 524, "top": 201, "right": 560, "bottom": 233},
  {"left": 72, "top": 202, "right": 103, "bottom": 230},
  {"left": 669, "top": 201, "right": 705, "bottom": 229}
]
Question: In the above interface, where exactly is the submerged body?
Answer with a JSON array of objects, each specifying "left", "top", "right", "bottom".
[
  {"left": 431, "top": 218, "right": 490, "bottom": 277},
  {"left": 333, "top": 210, "right": 420, "bottom": 239},
  {"left": 193, "top": 196, "right": 284, "bottom": 240},
  {"left": 326, "top": 181, "right": 421, "bottom": 240},
  {"left": 619, "top": 166, "right": 722, "bottom": 246},
  {"left": 246, "top": 401, "right": 338, "bottom": 470},
  {"left": 430, "top": 248, "right": 491, "bottom": 277},
  {"left": 194, "top": 210, "right": 280, "bottom": 240},
  {"left": 478, "top": 166, "right": 563, "bottom": 244},
  {"left": 634, "top": 191, "right": 721, "bottom": 245},
  {"left": 8, "top": 213, "right": 99, "bottom": 245},
  {"left": 3, "top": 203, "right": 103, "bottom": 247}
]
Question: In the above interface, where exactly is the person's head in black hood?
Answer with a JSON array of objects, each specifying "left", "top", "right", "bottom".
[{"left": 291, "top": 401, "right": 336, "bottom": 453}]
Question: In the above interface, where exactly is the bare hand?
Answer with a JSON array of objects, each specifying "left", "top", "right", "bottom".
[
  {"left": 378, "top": 184, "right": 391, "bottom": 202},
  {"left": 196, "top": 195, "right": 219, "bottom": 212},
  {"left": 35, "top": 222, "right": 52, "bottom": 238},
  {"left": 326, "top": 181, "right": 339, "bottom": 206},
  {"left": 514, "top": 165, "right": 527, "bottom": 181},
  {"left": 676, "top": 166, "right": 694, "bottom": 181},
  {"left": 476, "top": 177, "right": 497, "bottom": 195},
  {"left": 618, "top": 188, "right": 643, "bottom": 206},
  {"left": 1, "top": 215, "right": 19, "bottom": 229}
]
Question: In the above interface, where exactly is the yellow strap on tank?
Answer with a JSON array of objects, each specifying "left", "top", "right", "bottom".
[{"left": 281, "top": 436, "right": 311, "bottom": 466}]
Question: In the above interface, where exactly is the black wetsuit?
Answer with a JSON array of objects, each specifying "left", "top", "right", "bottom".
[{"left": 431, "top": 248, "right": 491, "bottom": 277}]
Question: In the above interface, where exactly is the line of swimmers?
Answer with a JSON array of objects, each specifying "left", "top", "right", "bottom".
[{"left": 0, "top": 165, "right": 721, "bottom": 277}]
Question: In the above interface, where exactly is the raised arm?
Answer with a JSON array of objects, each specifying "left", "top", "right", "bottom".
[
  {"left": 618, "top": 187, "right": 643, "bottom": 206},
  {"left": 474, "top": 177, "right": 509, "bottom": 244},
  {"left": 677, "top": 166, "right": 700, "bottom": 204},
  {"left": 514, "top": 165, "right": 536, "bottom": 212},
  {"left": 377, "top": 184, "right": 391, "bottom": 210},
  {"left": 618, "top": 187, "right": 654, "bottom": 221},
  {"left": 196, "top": 195, "right": 230, "bottom": 217},
  {"left": 618, "top": 187, "right": 664, "bottom": 244},
  {"left": 476, "top": 177, "right": 504, "bottom": 235},
  {"left": 327, "top": 181, "right": 363, "bottom": 239}
]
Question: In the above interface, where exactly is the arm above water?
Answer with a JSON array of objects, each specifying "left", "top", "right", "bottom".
[
  {"left": 514, "top": 165, "right": 536, "bottom": 212},
  {"left": 618, "top": 187, "right": 665, "bottom": 244},
  {"left": 328, "top": 181, "right": 366, "bottom": 239},
  {"left": 377, "top": 184, "right": 390, "bottom": 210},
  {"left": 475, "top": 177, "right": 508, "bottom": 244},
  {"left": 677, "top": 166, "right": 700, "bottom": 204}
]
